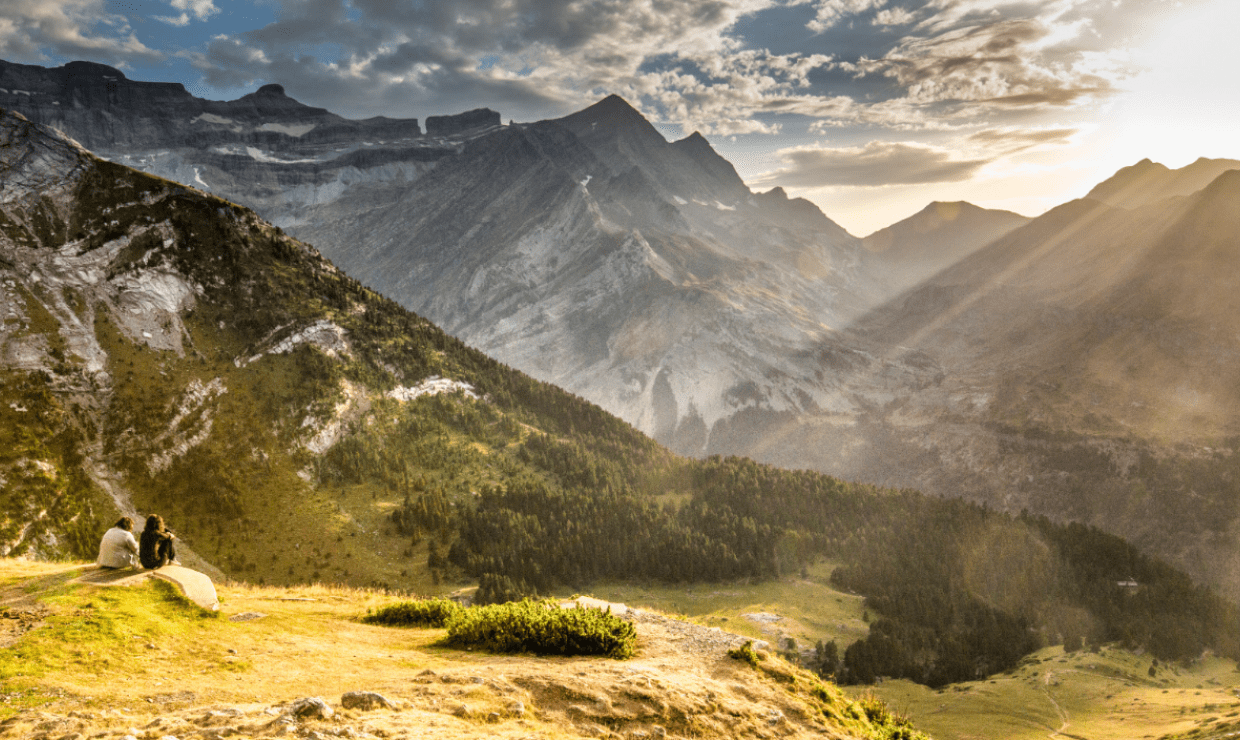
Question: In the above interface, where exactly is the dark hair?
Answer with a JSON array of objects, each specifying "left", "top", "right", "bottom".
[
  {"left": 145, "top": 514, "right": 164, "bottom": 532},
  {"left": 115, "top": 517, "right": 133, "bottom": 531}
]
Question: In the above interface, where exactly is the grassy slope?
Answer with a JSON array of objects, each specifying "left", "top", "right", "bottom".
[
  {"left": 578, "top": 560, "right": 869, "bottom": 649},
  {"left": 857, "top": 645, "right": 1240, "bottom": 740},
  {"left": 0, "top": 559, "right": 923, "bottom": 740}
]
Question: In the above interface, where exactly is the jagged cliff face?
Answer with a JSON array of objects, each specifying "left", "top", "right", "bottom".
[
  {"left": 0, "top": 59, "right": 500, "bottom": 244},
  {"left": 291, "top": 94, "right": 888, "bottom": 456},
  {"left": 1, "top": 60, "right": 890, "bottom": 459}
]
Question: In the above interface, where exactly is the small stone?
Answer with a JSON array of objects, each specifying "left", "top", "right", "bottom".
[
  {"left": 487, "top": 712, "right": 501, "bottom": 723},
  {"left": 288, "top": 697, "right": 334, "bottom": 720},
  {"left": 227, "top": 648, "right": 237, "bottom": 654},
  {"left": 341, "top": 691, "right": 395, "bottom": 710},
  {"left": 146, "top": 643, "right": 157, "bottom": 649},
  {"left": 508, "top": 701, "right": 525, "bottom": 717},
  {"left": 652, "top": 726, "right": 666, "bottom": 738},
  {"left": 452, "top": 704, "right": 470, "bottom": 718}
]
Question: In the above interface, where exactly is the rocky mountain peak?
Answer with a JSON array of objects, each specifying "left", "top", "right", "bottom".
[
  {"left": 0, "top": 109, "right": 91, "bottom": 203},
  {"left": 62, "top": 60, "right": 129, "bottom": 81},
  {"left": 255, "top": 83, "right": 287, "bottom": 96},
  {"left": 559, "top": 94, "right": 664, "bottom": 148},
  {"left": 425, "top": 107, "right": 501, "bottom": 137}
]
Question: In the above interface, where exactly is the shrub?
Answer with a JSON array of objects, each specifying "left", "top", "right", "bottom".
[
  {"left": 444, "top": 599, "right": 636, "bottom": 659},
  {"left": 362, "top": 597, "right": 462, "bottom": 627},
  {"left": 728, "top": 640, "right": 761, "bottom": 667}
]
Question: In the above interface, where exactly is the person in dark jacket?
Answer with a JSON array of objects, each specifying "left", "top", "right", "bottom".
[{"left": 139, "top": 514, "right": 178, "bottom": 569}]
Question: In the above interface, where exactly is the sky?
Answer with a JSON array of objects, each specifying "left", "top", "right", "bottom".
[{"left": 2, "top": 0, "right": 1237, "bottom": 235}]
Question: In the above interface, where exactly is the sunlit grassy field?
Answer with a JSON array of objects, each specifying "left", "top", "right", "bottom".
[
  {"left": 855, "top": 643, "right": 1240, "bottom": 740},
  {"left": 570, "top": 560, "right": 869, "bottom": 650}
]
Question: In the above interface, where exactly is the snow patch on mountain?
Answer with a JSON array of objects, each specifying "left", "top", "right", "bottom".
[
  {"left": 301, "top": 379, "right": 370, "bottom": 455},
  {"left": 387, "top": 376, "right": 479, "bottom": 402},
  {"left": 236, "top": 320, "right": 349, "bottom": 367},
  {"left": 148, "top": 378, "right": 228, "bottom": 474}
]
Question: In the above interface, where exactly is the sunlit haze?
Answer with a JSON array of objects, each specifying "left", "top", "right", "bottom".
[{"left": 2, "top": 0, "right": 1234, "bottom": 236}]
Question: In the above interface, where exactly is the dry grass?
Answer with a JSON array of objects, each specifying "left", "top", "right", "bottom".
[{"left": 0, "top": 559, "right": 919, "bottom": 740}]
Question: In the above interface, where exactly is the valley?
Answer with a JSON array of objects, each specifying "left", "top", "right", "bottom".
[
  {"left": 3, "top": 56, "right": 1240, "bottom": 740},
  {"left": 6, "top": 59, "right": 1239, "bottom": 604}
]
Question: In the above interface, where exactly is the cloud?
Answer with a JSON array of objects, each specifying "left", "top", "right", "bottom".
[
  {"left": 156, "top": 0, "right": 219, "bottom": 26},
  {"left": 753, "top": 140, "right": 989, "bottom": 187},
  {"left": 0, "top": 0, "right": 162, "bottom": 66},
  {"left": 171, "top": 0, "right": 219, "bottom": 21},
  {"left": 155, "top": 13, "right": 191, "bottom": 27},
  {"left": 874, "top": 7, "right": 917, "bottom": 26},
  {"left": 968, "top": 126, "right": 1077, "bottom": 152},
  {"left": 855, "top": 17, "right": 1121, "bottom": 110},
  {"left": 802, "top": 0, "right": 889, "bottom": 33},
  {"left": 183, "top": 0, "right": 861, "bottom": 128}
]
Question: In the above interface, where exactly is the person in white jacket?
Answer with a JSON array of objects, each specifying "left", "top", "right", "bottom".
[{"left": 97, "top": 517, "right": 139, "bottom": 569}]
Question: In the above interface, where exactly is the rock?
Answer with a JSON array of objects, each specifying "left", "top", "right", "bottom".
[
  {"left": 452, "top": 704, "right": 470, "bottom": 718},
  {"left": 341, "top": 691, "right": 395, "bottom": 710},
  {"left": 508, "top": 701, "right": 525, "bottom": 717},
  {"left": 229, "top": 611, "right": 267, "bottom": 622},
  {"left": 424, "top": 108, "right": 500, "bottom": 137},
  {"left": 487, "top": 711, "right": 501, "bottom": 723},
  {"left": 287, "top": 697, "right": 334, "bottom": 720},
  {"left": 652, "top": 726, "right": 667, "bottom": 738}
]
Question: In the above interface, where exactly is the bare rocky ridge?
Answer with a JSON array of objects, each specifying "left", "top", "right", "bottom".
[{"left": 0, "top": 61, "right": 897, "bottom": 460}]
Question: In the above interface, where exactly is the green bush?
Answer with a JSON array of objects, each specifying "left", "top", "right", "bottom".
[
  {"left": 362, "top": 597, "right": 463, "bottom": 627},
  {"left": 727, "top": 640, "right": 762, "bottom": 667},
  {"left": 444, "top": 599, "right": 636, "bottom": 659}
]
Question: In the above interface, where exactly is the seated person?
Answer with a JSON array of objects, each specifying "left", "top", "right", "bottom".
[
  {"left": 139, "top": 514, "right": 179, "bottom": 569},
  {"left": 97, "top": 517, "right": 139, "bottom": 569}
]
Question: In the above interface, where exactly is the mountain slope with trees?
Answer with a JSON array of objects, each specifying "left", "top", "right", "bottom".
[{"left": 1, "top": 108, "right": 1235, "bottom": 688}]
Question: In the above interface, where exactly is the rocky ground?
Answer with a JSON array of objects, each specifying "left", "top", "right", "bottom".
[{"left": 0, "top": 562, "right": 904, "bottom": 740}]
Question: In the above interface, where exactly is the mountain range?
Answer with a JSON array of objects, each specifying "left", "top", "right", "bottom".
[
  {"left": 4, "top": 68, "right": 1240, "bottom": 711},
  {"left": 4, "top": 58, "right": 1240, "bottom": 602}
]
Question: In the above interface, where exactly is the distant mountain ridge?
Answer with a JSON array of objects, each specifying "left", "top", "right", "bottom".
[
  {"left": 1085, "top": 156, "right": 1240, "bottom": 209},
  {"left": 863, "top": 200, "right": 1030, "bottom": 292},
  {"left": 0, "top": 59, "right": 425, "bottom": 149}
]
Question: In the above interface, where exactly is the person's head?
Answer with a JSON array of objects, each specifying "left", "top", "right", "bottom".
[
  {"left": 145, "top": 514, "right": 164, "bottom": 532},
  {"left": 115, "top": 517, "right": 133, "bottom": 531}
]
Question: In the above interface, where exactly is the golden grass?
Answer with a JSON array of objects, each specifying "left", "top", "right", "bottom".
[{"left": 0, "top": 558, "right": 919, "bottom": 740}]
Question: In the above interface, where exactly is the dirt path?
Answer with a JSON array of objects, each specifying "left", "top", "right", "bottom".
[{"left": 1043, "top": 670, "right": 1070, "bottom": 738}]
